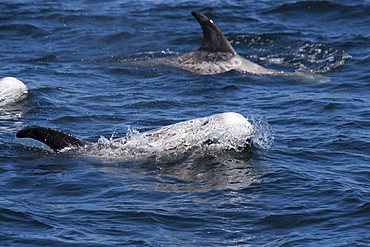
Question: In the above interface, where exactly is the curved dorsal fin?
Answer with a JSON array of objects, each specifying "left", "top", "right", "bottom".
[
  {"left": 16, "top": 127, "right": 92, "bottom": 152},
  {"left": 191, "top": 11, "right": 236, "bottom": 54}
]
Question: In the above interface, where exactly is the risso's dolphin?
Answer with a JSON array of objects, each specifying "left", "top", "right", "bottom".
[
  {"left": 0, "top": 77, "right": 28, "bottom": 106},
  {"left": 15, "top": 112, "right": 255, "bottom": 160},
  {"left": 156, "top": 11, "right": 278, "bottom": 75},
  {"left": 151, "top": 11, "right": 330, "bottom": 82}
]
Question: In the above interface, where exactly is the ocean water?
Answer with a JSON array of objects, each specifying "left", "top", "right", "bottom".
[{"left": 1, "top": 0, "right": 370, "bottom": 246}]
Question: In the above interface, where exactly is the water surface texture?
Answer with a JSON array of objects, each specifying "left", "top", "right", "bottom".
[{"left": 1, "top": 0, "right": 369, "bottom": 246}]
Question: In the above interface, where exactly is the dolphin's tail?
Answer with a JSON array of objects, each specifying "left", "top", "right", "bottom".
[{"left": 16, "top": 127, "right": 92, "bottom": 152}]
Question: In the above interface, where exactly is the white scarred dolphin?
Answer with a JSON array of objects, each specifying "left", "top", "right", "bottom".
[
  {"left": 0, "top": 77, "right": 28, "bottom": 106},
  {"left": 16, "top": 112, "right": 255, "bottom": 159}
]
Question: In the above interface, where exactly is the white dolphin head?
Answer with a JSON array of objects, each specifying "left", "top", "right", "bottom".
[{"left": 0, "top": 77, "right": 28, "bottom": 106}]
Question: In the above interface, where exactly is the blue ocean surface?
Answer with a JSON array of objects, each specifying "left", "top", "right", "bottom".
[{"left": 1, "top": 0, "right": 370, "bottom": 246}]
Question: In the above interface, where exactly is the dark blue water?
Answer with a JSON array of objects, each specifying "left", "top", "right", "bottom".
[{"left": 1, "top": 0, "right": 370, "bottom": 246}]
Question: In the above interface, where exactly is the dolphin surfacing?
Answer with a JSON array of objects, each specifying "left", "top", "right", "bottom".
[
  {"left": 0, "top": 77, "right": 28, "bottom": 106},
  {"left": 159, "top": 11, "right": 278, "bottom": 75},
  {"left": 16, "top": 112, "right": 255, "bottom": 159}
]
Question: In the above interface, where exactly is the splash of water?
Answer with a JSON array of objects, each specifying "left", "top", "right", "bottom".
[{"left": 248, "top": 116, "right": 274, "bottom": 151}]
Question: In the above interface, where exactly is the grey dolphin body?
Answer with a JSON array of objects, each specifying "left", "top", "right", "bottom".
[
  {"left": 15, "top": 112, "right": 254, "bottom": 155},
  {"left": 162, "top": 11, "right": 279, "bottom": 75}
]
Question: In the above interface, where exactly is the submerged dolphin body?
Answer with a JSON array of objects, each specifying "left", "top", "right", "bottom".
[
  {"left": 158, "top": 11, "right": 278, "bottom": 75},
  {"left": 16, "top": 112, "right": 255, "bottom": 160}
]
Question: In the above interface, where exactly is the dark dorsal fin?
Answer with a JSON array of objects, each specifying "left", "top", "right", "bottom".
[
  {"left": 16, "top": 127, "right": 92, "bottom": 152},
  {"left": 191, "top": 11, "right": 236, "bottom": 54}
]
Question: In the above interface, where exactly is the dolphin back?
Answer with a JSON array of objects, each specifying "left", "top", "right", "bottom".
[{"left": 16, "top": 127, "right": 92, "bottom": 152}]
